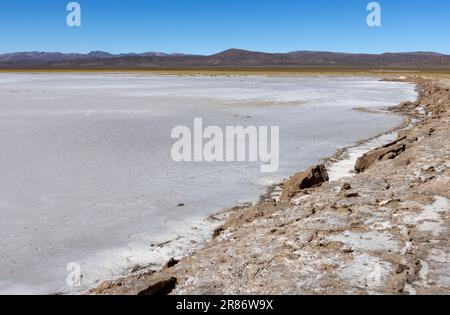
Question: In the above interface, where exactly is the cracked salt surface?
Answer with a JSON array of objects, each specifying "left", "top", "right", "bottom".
[
  {"left": 0, "top": 74, "right": 417, "bottom": 294},
  {"left": 401, "top": 196, "right": 450, "bottom": 236},
  {"left": 338, "top": 253, "right": 393, "bottom": 292},
  {"left": 327, "top": 230, "right": 401, "bottom": 253}
]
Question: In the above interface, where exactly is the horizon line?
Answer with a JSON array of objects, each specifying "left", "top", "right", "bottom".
[{"left": 1, "top": 48, "right": 449, "bottom": 57}]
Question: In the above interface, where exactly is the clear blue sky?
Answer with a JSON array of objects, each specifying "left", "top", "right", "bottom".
[{"left": 0, "top": 0, "right": 449, "bottom": 55}]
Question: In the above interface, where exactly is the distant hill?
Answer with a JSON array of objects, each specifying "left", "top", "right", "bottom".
[
  {"left": 0, "top": 51, "right": 189, "bottom": 63},
  {"left": 1, "top": 49, "right": 450, "bottom": 69}
]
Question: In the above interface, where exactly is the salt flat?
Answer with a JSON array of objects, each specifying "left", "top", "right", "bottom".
[{"left": 0, "top": 74, "right": 416, "bottom": 294}]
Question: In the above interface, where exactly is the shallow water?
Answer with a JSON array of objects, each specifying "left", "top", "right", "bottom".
[{"left": 0, "top": 74, "right": 417, "bottom": 294}]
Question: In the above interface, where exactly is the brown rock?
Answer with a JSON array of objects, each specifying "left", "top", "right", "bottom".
[
  {"left": 163, "top": 258, "right": 180, "bottom": 270},
  {"left": 344, "top": 192, "right": 359, "bottom": 198},
  {"left": 112, "top": 275, "right": 177, "bottom": 295},
  {"left": 281, "top": 164, "right": 329, "bottom": 200},
  {"left": 355, "top": 137, "right": 407, "bottom": 173},
  {"left": 137, "top": 276, "right": 177, "bottom": 295},
  {"left": 212, "top": 226, "right": 224, "bottom": 238},
  {"left": 90, "top": 280, "right": 123, "bottom": 294}
]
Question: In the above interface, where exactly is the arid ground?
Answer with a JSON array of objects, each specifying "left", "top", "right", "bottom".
[{"left": 91, "top": 74, "right": 450, "bottom": 295}]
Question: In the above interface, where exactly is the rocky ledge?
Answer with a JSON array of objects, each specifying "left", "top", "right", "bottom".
[{"left": 91, "top": 76, "right": 450, "bottom": 295}]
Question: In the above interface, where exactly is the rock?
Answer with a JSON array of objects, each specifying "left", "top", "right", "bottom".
[
  {"left": 341, "top": 183, "right": 352, "bottom": 191},
  {"left": 137, "top": 276, "right": 177, "bottom": 295},
  {"left": 218, "top": 255, "right": 228, "bottom": 263},
  {"left": 163, "top": 258, "right": 180, "bottom": 270},
  {"left": 342, "top": 247, "right": 354, "bottom": 254},
  {"left": 344, "top": 192, "right": 359, "bottom": 198},
  {"left": 212, "top": 226, "right": 225, "bottom": 238},
  {"left": 395, "top": 264, "right": 410, "bottom": 274},
  {"left": 281, "top": 164, "right": 329, "bottom": 200},
  {"left": 112, "top": 275, "right": 177, "bottom": 295},
  {"left": 421, "top": 165, "right": 436, "bottom": 172},
  {"left": 419, "top": 174, "right": 435, "bottom": 183},
  {"left": 355, "top": 137, "right": 407, "bottom": 173},
  {"left": 394, "top": 101, "right": 415, "bottom": 112},
  {"left": 90, "top": 280, "right": 123, "bottom": 294},
  {"left": 379, "top": 199, "right": 393, "bottom": 207}
]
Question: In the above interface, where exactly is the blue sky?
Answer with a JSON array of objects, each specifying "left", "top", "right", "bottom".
[{"left": 0, "top": 0, "right": 449, "bottom": 55}]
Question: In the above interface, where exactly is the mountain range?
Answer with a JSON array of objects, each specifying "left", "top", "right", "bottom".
[{"left": 1, "top": 49, "right": 450, "bottom": 69}]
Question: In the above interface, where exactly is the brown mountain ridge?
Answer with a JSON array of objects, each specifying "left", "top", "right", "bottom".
[{"left": 1, "top": 49, "right": 450, "bottom": 70}]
